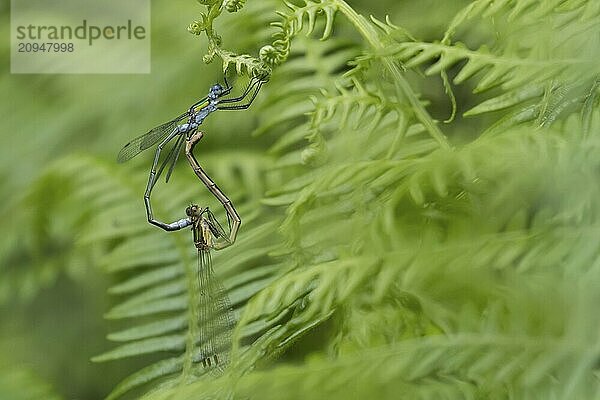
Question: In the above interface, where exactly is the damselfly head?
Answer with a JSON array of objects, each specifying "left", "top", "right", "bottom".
[
  {"left": 186, "top": 204, "right": 202, "bottom": 218},
  {"left": 208, "top": 83, "right": 225, "bottom": 99}
]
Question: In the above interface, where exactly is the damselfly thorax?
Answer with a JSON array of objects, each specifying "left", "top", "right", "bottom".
[
  {"left": 186, "top": 205, "right": 224, "bottom": 251},
  {"left": 178, "top": 88, "right": 222, "bottom": 135}
]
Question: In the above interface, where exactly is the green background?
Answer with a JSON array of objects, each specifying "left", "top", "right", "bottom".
[{"left": 2, "top": 1, "right": 599, "bottom": 399}]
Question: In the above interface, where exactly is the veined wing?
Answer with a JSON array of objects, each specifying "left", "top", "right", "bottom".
[
  {"left": 155, "top": 133, "right": 186, "bottom": 184},
  {"left": 117, "top": 114, "right": 186, "bottom": 163},
  {"left": 204, "top": 209, "right": 231, "bottom": 245},
  {"left": 195, "top": 249, "right": 235, "bottom": 373},
  {"left": 164, "top": 134, "right": 186, "bottom": 183}
]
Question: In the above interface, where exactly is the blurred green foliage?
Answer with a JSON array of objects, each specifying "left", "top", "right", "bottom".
[{"left": 2, "top": 0, "right": 600, "bottom": 399}]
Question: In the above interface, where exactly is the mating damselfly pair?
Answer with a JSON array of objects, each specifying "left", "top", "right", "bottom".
[{"left": 117, "top": 76, "right": 265, "bottom": 371}]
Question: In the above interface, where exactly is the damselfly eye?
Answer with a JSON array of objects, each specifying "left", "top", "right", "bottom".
[
  {"left": 211, "top": 84, "right": 223, "bottom": 95},
  {"left": 186, "top": 205, "right": 199, "bottom": 217}
]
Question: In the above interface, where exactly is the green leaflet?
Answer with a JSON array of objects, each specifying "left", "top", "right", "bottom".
[
  {"left": 92, "top": 335, "right": 187, "bottom": 362},
  {"left": 105, "top": 357, "right": 184, "bottom": 400},
  {"left": 108, "top": 316, "right": 189, "bottom": 342}
]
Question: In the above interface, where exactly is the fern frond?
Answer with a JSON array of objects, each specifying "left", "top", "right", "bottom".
[
  {"left": 387, "top": 0, "right": 600, "bottom": 130},
  {"left": 244, "top": 107, "right": 600, "bottom": 364},
  {"left": 218, "top": 50, "right": 271, "bottom": 79},
  {"left": 223, "top": 0, "right": 246, "bottom": 13},
  {"left": 232, "top": 256, "right": 377, "bottom": 362},
  {"left": 391, "top": 41, "right": 590, "bottom": 92},
  {"left": 145, "top": 303, "right": 600, "bottom": 400},
  {"left": 188, "top": 1, "right": 272, "bottom": 79},
  {"left": 10, "top": 151, "right": 282, "bottom": 399},
  {"left": 310, "top": 78, "right": 402, "bottom": 133},
  {"left": 259, "top": 0, "right": 339, "bottom": 67},
  {"left": 254, "top": 36, "right": 360, "bottom": 151},
  {"left": 231, "top": 330, "right": 600, "bottom": 400},
  {"left": 444, "top": 0, "right": 600, "bottom": 43}
]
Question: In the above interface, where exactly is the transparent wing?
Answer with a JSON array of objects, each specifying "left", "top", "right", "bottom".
[
  {"left": 195, "top": 249, "right": 235, "bottom": 373},
  {"left": 204, "top": 209, "right": 231, "bottom": 243},
  {"left": 117, "top": 115, "right": 185, "bottom": 163},
  {"left": 165, "top": 134, "right": 186, "bottom": 183},
  {"left": 155, "top": 133, "right": 185, "bottom": 184}
]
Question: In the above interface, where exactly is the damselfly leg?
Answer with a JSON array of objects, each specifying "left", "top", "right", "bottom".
[
  {"left": 143, "top": 129, "right": 185, "bottom": 231},
  {"left": 220, "top": 78, "right": 262, "bottom": 105},
  {"left": 219, "top": 79, "right": 264, "bottom": 110}
]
